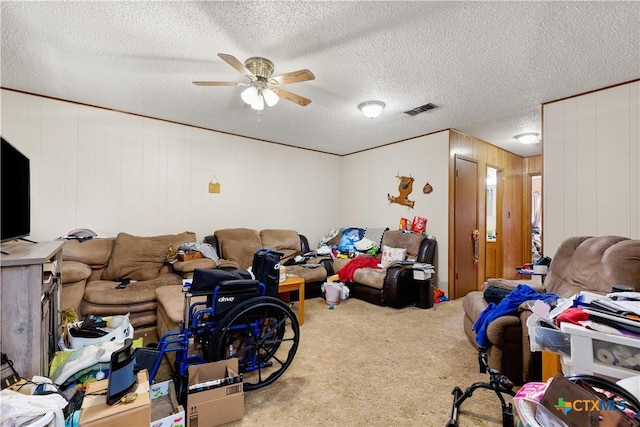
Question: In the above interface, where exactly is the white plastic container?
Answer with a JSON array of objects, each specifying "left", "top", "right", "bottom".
[
  {"left": 324, "top": 282, "right": 341, "bottom": 305},
  {"left": 526, "top": 312, "right": 572, "bottom": 356},
  {"left": 559, "top": 322, "right": 640, "bottom": 381},
  {"left": 60, "top": 314, "right": 133, "bottom": 351}
]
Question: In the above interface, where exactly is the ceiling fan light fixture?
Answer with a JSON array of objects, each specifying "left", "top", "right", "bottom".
[
  {"left": 514, "top": 132, "right": 540, "bottom": 145},
  {"left": 262, "top": 87, "right": 279, "bottom": 107},
  {"left": 358, "top": 101, "right": 385, "bottom": 118},
  {"left": 241, "top": 85, "right": 259, "bottom": 105},
  {"left": 251, "top": 92, "right": 265, "bottom": 110}
]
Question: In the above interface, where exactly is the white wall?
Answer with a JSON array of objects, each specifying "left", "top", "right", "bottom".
[
  {"left": 1, "top": 89, "right": 450, "bottom": 293},
  {"left": 340, "top": 131, "right": 450, "bottom": 292},
  {"left": 543, "top": 81, "right": 640, "bottom": 256},
  {"left": 0, "top": 89, "right": 342, "bottom": 246}
]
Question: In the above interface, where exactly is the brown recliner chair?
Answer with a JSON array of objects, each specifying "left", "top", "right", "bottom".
[{"left": 462, "top": 235, "right": 640, "bottom": 384}]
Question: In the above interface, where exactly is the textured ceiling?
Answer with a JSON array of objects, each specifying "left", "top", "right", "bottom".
[{"left": 1, "top": 1, "right": 639, "bottom": 156}]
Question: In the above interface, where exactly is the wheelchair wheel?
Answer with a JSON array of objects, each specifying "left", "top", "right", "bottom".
[{"left": 207, "top": 296, "right": 300, "bottom": 391}]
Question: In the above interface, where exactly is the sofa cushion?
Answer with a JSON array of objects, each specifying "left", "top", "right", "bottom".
[
  {"left": 286, "top": 264, "right": 328, "bottom": 284},
  {"left": 84, "top": 274, "right": 182, "bottom": 306},
  {"left": 172, "top": 258, "right": 218, "bottom": 275},
  {"left": 601, "top": 240, "right": 640, "bottom": 291},
  {"left": 63, "top": 238, "right": 114, "bottom": 269},
  {"left": 260, "top": 229, "right": 300, "bottom": 251},
  {"left": 102, "top": 232, "right": 195, "bottom": 281},
  {"left": 215, "top": 228, "right": 262, "bottom": 269},
  {"left": 381, "top": 230, "right": 424, "bottom": 260},
  {"left": 352, "top": 268, "right": 386, "bottom": 290},
  {"left": 260, "top": 229, "right": 301, "bottom": 261},
  {"left": 62, "top": 261, "right": 92, "bottom": 283}
]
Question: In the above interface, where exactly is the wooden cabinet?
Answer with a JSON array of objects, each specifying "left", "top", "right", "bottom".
[{"left": 0, "top": 240, "right": 64, "bottom": 378}]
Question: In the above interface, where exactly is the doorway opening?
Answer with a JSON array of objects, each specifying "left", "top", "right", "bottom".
[
  {"left": 531, "top": 175, "right": 542, "bottom": 262},
  {"left": 485, "top": 166, "right": 502, "bottom": 279}
]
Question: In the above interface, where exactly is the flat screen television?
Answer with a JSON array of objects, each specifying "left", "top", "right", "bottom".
[{"left": 1, "top": 137, "right": 31, "bottom": 242}]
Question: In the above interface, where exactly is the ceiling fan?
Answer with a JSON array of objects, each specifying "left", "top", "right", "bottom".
[{"left": 193, "top": 53, "right": 315, "bottom": 110}]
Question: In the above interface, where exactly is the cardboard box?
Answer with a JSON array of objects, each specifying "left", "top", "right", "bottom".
[
  {"left": 80, "top": 370, "right": 151, "bottom": 427},
  {"left": 150, "top": 379, "right": 185, "bottom": 427},
  {"left": 186, "top": 360, "right": 244, "bottom": 427}
]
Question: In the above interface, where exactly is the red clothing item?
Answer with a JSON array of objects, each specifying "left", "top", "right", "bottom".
[
  {"left": 338, "top": 257, "right": 380, "bottom": 283},
  {"left": 555, "top": 307, "right": 589, "bottom": 326}
]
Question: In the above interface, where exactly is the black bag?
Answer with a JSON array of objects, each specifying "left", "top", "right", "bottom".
[{"left": 252, "top": 249, "right": 284, "bottom": 297}]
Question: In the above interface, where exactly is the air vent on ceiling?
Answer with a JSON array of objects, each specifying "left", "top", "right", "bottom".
[{"left": 403, "top": 103, "right": 438, "bottom": 116}]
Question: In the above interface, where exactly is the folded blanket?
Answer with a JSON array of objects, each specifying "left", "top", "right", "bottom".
[
  {"left": 473, "top": 284, "right": 558, "bottom": 347},
  {"left": 338, "top": 257, "right": 380, "bottom": 283}
]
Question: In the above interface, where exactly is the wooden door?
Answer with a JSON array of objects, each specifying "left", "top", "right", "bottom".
[{"left": 454, "top": 156, "right": 478, "bottom": 299}]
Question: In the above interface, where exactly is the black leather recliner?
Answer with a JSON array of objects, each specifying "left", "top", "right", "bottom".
[{"left": 327, "top": 230, "right": 437, "bottom": 307}]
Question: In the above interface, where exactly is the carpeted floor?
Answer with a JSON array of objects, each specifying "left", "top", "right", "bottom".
[{"left": 207, "top": 296, "right": 517, "bottom": 427}]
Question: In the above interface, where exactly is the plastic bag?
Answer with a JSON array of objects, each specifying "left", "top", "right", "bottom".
[
  {"left": 322, "top": 282, "right": 349, "bottom": 305},
  {"left": 338, "top": 227, "right": 364, "bottom": 252}
]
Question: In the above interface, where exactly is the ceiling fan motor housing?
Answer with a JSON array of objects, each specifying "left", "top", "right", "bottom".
[{"left": 245, "top": 57, "right": 274, "bottom": 81}]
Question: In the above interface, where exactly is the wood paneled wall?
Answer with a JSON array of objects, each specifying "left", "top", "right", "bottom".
[{"left": 448, "top": 130, "right": 530, "bottom": 297}]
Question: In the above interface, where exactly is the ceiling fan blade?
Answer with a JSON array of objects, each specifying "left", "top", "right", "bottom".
[
  {"left": 270, "top": 69, "right": 315, "bottom": 86},
  {"left": 272, "top": 87, "right": 312, "bottom": 106},
  {"left": 192, "top": 81, "right": 238, "bottom": 86},
  {"left": 217, "top": 53, "right": 255, "bottom": 80}
]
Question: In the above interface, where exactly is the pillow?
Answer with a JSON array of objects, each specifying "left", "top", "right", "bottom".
[
  {"left": 102, "top": 232, "right": 179, "bottom": 281},
  {"left": 380, "top": 245, "right": 407, "bottom": 268},
  {"left": 354, "top": 237, "right": 375, "bottom": 252}
]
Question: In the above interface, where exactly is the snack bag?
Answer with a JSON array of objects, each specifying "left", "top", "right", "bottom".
[
  {"left": 411, "top": 216, "right": 428, "bottom": 233},
  {"left": 399, "top": 217, "right": 410, "bottom": 230}
]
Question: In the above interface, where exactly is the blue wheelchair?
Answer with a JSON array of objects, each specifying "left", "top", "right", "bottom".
[{"left": 146, "top": 250, "right": 300, "bottom": 396}]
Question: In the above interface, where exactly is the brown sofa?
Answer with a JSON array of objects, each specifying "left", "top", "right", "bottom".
[
  {"left": 327, "top": 229, "right": 438, "bottom": 307},
  {"left": 61, "top": 231, "right": 199, "bottom": 327},
  {"left": 462, "top": 236, "right": 640, "bottom": 384},
  {"left": 154, "top": 228, "right": 329, "bottom": 343},
  {"left": 205, "top": 228, "right": 330, "bottom": 298}
]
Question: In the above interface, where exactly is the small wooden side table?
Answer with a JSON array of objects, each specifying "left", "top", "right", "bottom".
[{"left": 278, "top": 276, "right": 305, "bottom": 326}]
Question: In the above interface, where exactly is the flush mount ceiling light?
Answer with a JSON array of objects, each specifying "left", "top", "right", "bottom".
[
  {"left": 514, "top": 132, "right": 540, "bottom": 145},
  {"left": 358, "top": 101, "right": 385, "bottom": 118}
]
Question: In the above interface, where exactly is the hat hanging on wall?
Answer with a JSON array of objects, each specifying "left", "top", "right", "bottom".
[{"left": 208, "top": 175, "right": 220, "bottom": 193}]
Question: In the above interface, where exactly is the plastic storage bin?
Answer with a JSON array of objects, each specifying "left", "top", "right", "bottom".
[
  {"left": 59, "top": 314, "right": 133, "bottom": 351},
  {"left": 526, "top": 312, "right": 572, "bottom": 356},
  {"left": 559, "top": 322, "right": 640, "bottom": 381}
]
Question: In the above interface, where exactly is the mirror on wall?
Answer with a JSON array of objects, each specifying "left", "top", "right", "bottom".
[{"left": 531, "top": 175, "right": 542, "bottom": 261}]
